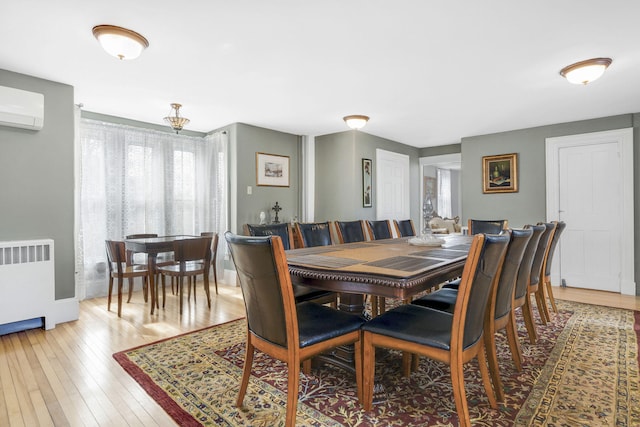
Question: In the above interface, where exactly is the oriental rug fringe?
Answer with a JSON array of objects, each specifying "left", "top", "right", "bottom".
[{"left": 114, "top": 300, "right": 640, "bottom": 426}]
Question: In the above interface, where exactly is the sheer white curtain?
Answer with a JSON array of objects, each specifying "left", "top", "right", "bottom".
[
  {"left": 75, "top": 118, "right": 228, "bottom": 299},
  {"left": 436, "top": 168, "right": 452, "bottom": 218}
]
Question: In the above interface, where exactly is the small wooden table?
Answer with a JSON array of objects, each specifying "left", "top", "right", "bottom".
[{"left": 124, "top": 235, "right": 200, "bottom": 314}]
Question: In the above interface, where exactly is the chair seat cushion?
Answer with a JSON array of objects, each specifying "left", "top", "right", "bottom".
[
  {"left": 411, "top": 288, "right": 458, "bottom": 313},
  {"left": 441, "top": 278, "right": 461, "bottom": 289},
  {"left": 361, "top": 304, "right": 453, "bottom": 350},
  {"left": 293, "top": 285, "right": 335, "bottom": 303},
  {"left": 296, "top": 302, "right": 365, "bottom": 348}
]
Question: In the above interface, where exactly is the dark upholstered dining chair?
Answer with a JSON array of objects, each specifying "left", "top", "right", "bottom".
[
  {"left": 335, "top": 220, "right": 367, "bottom": 243},
  {"left": 393, "top": 219, "right": 416, "bottom": 237},
  {"left": 540, "top": 220, "right": 566, "bottom": 316},
  {"left": 411, "top": 228, "right": 533, "bottom": 401},
  {"left": 244, "top": 223, "right": 294, "bottom": 249},
  {"left": 527, "top": 222, "right": 555, "bottom": 325},
  {"left": 467, "top": 219, "right": 508, "bottom": 235},
  {"left": 245, "top": 223, "right": 336, "bottom": 306},
  {"left": 367, "top": 219, "right": 393, "bottom": 240},
  {"left": 295, "top": 222, "right": 333, "bottom": 247},
  {"left": 105, "top": 240, "right": 149, "bottom": 317},
  {"left": 224, "top": 232, "right": 365, "bottom": 427},
  {"left": 513, "top": 224, "right": 545, "bottom": 344},
  {"left": 361, "top": 233, "right": 509, "bottom": 427}
]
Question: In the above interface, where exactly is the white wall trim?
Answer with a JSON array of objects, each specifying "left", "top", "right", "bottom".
[
  {"left": 49, "top": 297, "right": 79, "bottom": 329},
  {"left": 545, "top": 128, "right": 634, "bottom": 295}
]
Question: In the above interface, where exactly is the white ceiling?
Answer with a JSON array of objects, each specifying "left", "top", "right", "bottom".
[{"left": 2, "top": 1, "right": 639, "bottom": 148}]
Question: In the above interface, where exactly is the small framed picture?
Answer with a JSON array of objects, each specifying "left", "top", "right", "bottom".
[
  {"left": 362, "top": 158, "right": 372, "bottom": 207},
  {"left": 482, "top": 153, "right": 518, "bottom": 193},
  {"left": 256, "top": 152, "right": 290, "bottom": 187}
]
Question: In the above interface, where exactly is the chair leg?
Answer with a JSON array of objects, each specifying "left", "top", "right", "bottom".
[
  {"left": 203, "top": 273, "right": 211, "bottom": 308},
  {"left": 546, "top": 279, "right": 558, "bottom": 313},
  {"left": 127, "top": 277, "right": 134, "bottom": 303},
  {"left": 212, "top": 264, "right": 219, "bottom": 295},
  {"left": 477, "top": 341, "right": 498, "bottom": 409},
  {"left": 143, "top": 275, "right": 149, "bottom": 303},
  {"left": 534, "top": 288, "right": 549, "bottom": 324},
  {"left": 483, "top": 328, "right": 504, "bottom": 402},
  {"left": 506, "top": 310, "right": 523, "bottom": 371},
  {"left": 178, "top": 277, "right": 184, "bottom": 315},
  {"left": 286, "top": 358, "right": 301, "bottom": 427},
  {"left": 521, "top": 298, "right": 538, "bottom": 344},
  {"left": 371, "top": 296, "right": 379, "bottom": 318},
  {"left": 362, "top": 331, "right": 375, "bottom": 411},
  {"left": 162, "top": 275, "right": 167, "bottom": 308},
  {"left": 117, "top": 277, "right": 123, "bottom": 317},
  {"left": 450, "top": 358, "right": 472, "bottom": 427},
  {"left": 236, "top": 339, "right": 255, "bottom": 407},
  {"left": 354, "top": 339, "right": 363, "bottom": 404},
  {"left": 107, "top": 277, "right": 114, "bottom": 311}
]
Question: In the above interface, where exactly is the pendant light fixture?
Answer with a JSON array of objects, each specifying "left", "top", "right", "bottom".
[
  {"left": 164, "top": 103, "right": 190, "bottom": 134},
  {"left": 343, "top": 115, "right": 369, "bottom": 130},
  {"left": 92, "top": 25, "right": 149, "bottom": 60},
  {"left": 560, "top": 58, "right": 612, "bottom": 85}
]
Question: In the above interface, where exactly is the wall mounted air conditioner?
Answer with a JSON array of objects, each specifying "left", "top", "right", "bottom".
[{"left": 0, "top": 85, "right": 44, "bottom": 130}]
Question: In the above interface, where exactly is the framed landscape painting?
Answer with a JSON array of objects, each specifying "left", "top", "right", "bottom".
[
  {"left": 482, "top": 153, "right": 518, "bottom": 193},
  {"left": 256, "top": 152, "right": 290, "bottom": 187}
]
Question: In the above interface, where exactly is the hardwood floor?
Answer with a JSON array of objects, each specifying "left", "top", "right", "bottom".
[{"left": 0, "top": 283, "right": 638, "bottom": 426}]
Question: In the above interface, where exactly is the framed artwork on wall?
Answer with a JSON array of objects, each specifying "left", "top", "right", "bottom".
[
  {"left": 482, "top": 153, "right": 518, "bottom": 193},
  {"left": 362, "top": 158, "right": 372, "bottom": 207},
  {"left": 256, "top": 152, "right": 290, "bottom": 187}
]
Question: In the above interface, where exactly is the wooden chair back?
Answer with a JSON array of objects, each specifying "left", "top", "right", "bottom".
[
  {"left": 367, "top": 220, "right": 393, "bottom": 240},
  {"left": 393, "top": 219, "right": 416, "bottom": 237},
  {"left": 335, "top": 220, "right": 367, "bottom": 243},
  {"left": 295, "top": 222, "right": 333, "bottom": 247}
]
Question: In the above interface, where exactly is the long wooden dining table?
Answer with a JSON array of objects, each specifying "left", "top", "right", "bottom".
[
  {"left": 124, "top": 235, "right": 202, "bottom": 315},
  {"left": 286, "top": 234, "right": 473, "bottom": 314}
]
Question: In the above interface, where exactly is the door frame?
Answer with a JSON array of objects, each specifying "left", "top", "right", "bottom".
[
  {"left": 419, "top": 153, "right": 462, "bottom": 232},
  {"left": 545, "top": 128, "right": 634, "bottom": 295}
]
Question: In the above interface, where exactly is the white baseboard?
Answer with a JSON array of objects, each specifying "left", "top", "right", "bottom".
[{"left": 46, "top": 297, "right": 79, "bottom": 330}]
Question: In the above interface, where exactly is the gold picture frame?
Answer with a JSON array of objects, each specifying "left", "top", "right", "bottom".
[
  {"left": 256, "top": 152, "right": 290, "bottom": 187},
  {"left": 482, "top": 153, "right": 518, "bottom": 193}
]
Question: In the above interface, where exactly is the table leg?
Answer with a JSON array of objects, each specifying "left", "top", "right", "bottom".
[{"left": 148, "top": 253, "right": 158, "bottom": 315}]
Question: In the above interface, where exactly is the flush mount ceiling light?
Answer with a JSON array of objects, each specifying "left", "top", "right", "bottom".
[
  {"left": 343, "top": 115, "right": 369, "bottom": 130},
  {"left": 164, "top": 103, "right": 190, "bottom": 134},
  {"left": 92, "top": 25, "right": 149, "bottom": 60},
  {"left": 560, "top": 57, "right": 612, "bottom": 85}
]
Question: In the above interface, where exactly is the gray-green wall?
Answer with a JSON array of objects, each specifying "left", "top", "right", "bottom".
[
  {"left": 232, "top": 123, "right": 300, "bottom": 231},
  {"left": 315, "top": 130, "right": 421, "bottom": 223},
  {"left": 460, "top": 113, "right": 640, "bottom": 293},
  {"left": 0, "top": 69, "right": 75, "bottom": 300}
]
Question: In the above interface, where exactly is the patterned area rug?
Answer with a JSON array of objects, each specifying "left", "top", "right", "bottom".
[{"left": 114, "top": 300, "right": 640, "bottom": 426}]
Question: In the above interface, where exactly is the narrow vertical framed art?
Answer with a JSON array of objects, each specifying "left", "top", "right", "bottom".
[{"left": 362, "top": 158, "right": 372, "bottom": 207}]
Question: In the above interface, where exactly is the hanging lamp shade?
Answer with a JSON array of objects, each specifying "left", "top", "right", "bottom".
[
  {"left": 92, "top": 25, "right": 149, "bottom": 60},
  {"left": 164, "top": 103, "right": 190, "bottom": 134}
]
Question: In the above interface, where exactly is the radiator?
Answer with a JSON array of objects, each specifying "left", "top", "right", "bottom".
[{"left": 0, "top": 239, "right": 55, "bottom": 332}]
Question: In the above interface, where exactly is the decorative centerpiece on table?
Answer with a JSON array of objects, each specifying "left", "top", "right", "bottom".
[{"left": 409, "top": 190, "right": 444, "bottom": 246}]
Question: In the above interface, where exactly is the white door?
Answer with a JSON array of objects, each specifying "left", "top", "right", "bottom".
[
  {"left": 546, "top": 128, "right": 634, "bottom": 295},
  {"left": 376, "top": 149, "right": 410, "bottom": 224}
]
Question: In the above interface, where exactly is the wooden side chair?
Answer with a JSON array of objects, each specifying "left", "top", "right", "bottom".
[
  {"left": 335, "top": 220, "right": 367, "bottom": 244},
  {"left": 105, "top": 240, "right": 149, "bottom": 317},
  {"left": 540, "top": 220, "right": 566, "bottom": 315},
  {"left": 157, "top": 236, "right": 212, "bottom": 315},
  {"left": 224, "top": 232, "right": 365, "bottom": 427},
  {"left": 467, "top": 219, "right": 508, "bottom": 235},
  {"left": 361, "top": 233, "right": 509, "bottom": 427},
  {"left": 246, "top": 223, "right": 336, "bottom": 306},
  {"left": 411, "top": 229, "right": 533, "bottom": 401},
  {"left": 393, "top": 219, "right": 416, "bottom": 237},
  {"left": 527, "top": 222, "right": 556, "bottom": 325},
  {"left": 367, "top": 219, "right": 393, "bottom": 240},
  {"left": 513, "top": 224, "right": 545, "bottom": 344}
]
